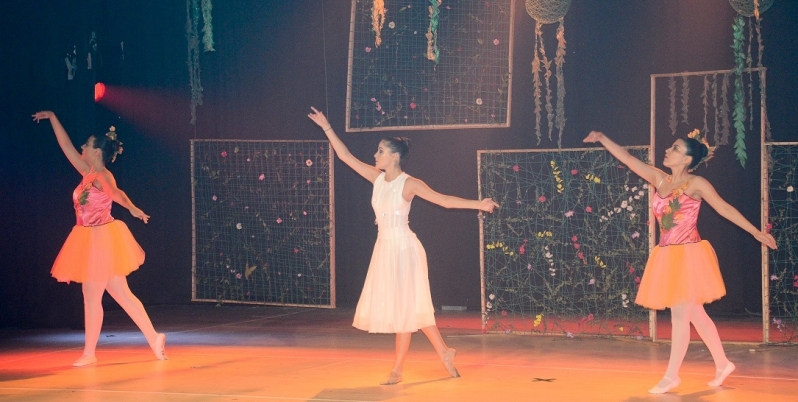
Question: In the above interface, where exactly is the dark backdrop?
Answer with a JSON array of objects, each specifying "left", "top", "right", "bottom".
[{"left": 1, "top": 0, "right": 796, "bottom": 328}]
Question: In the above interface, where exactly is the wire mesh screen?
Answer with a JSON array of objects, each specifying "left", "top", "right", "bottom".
[
  {"left": 479, "top": 147, "right": 651, "bottom": 337},
  {"left": 191, "top": 140, "right": 335, "bottom": 307},
  {"left": 767, "top": 143, "right": 798, "bottom": 342},
  {"left": 346, "top": 0, "right": 514, "bottom": 131}
]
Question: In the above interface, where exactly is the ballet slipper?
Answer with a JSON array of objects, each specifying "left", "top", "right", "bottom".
[
  {"left": 648, "top": 376, "right": 681, "bottom": 394},
  {"left": 441, "top": 348, "right": 460, "bottom": 378},
  {"left": 152, "top": 333, "right": 168, "bottom": 360},
  {"left": 72, "top": 354, "right": 97, "bottom": 367},
  {"left": 380, "top": 371, "right": 402, "bottom": 385},
  {"left": 708, "top": 361, "right": 735, "bottom": 387}
]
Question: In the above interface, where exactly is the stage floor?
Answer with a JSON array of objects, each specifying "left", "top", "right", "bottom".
[{"left": 1, "top": 305, "right": 796, "bottom": 401}]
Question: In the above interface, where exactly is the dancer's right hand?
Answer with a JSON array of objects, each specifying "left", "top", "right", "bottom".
[
  {"left": 32, "top": 111, "right": 54, "bottom": 123},
  {"left": 755, "top": 231, "right": 777, "bottom": 249},
  {"left": 583, "top": 131, "right": 605, "bottom": 143},
  {"left": 307, "top": 107, "right": 331, "bottom": 130}
]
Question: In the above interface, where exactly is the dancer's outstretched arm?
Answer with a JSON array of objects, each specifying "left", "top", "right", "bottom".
[
  {"left": 583, "top": 130, "right": 665, "bottom": 186},
  {"left": 307, "top": 107, "right": 381, "bottom": 183},
  {"left": 32, "top": 111, "right": 90, "bottom": 175},
  {"left": 691, "top": 176, "right": 776, "bottom": 249},
  {"left": 404, "top": 177, "right": 499, "bottom": 212},
  {"left": 94, "top": 170, "right": 150, "bottom": 224}
]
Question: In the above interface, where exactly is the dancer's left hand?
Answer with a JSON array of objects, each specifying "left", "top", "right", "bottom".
[
  {"left": 479, "top": 198, "right": 500, "bottom": 213},
  {"left": 755, "top": 231, "right": 777, "bottom": 249},
  {"left": 130, "top": 207, "right": 150, "bottom": 224}
]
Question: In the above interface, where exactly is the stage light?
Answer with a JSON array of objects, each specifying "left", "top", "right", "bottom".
[{"left": 94, "top": 82, "right": 106, "bottom": 102}]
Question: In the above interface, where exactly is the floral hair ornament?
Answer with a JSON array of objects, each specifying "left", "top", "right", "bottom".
[
  {"left": 686, "top": 128, "right": 715, "bottom": 171},
  {"left": 105, "top": 126, "right": 124, "bottom": 163}
]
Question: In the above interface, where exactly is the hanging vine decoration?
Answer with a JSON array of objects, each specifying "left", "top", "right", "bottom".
[
  {"left": 754, "top": 6, "right": 772, "bottom": 140},
  {"left": 372, "top": 0, "right": 386, "bottom": 48},
  {"left": 712, "top": 74, "right": 720, "bottom": 146},
  {"left": 720, "top": 73, "right": 731, "bottom": 145},
  {"left": 541, "top": 33, "right": 553, "bottom": 142},
  {"left": 525, "top": 0, "right": 571, "bottom": 146},
  {"left": 702, "top": 75, "right": 709, "bottom": 136},
  {"left": 727, "top": 0, "right": 774, "bottom": 164},
  {"left": 554, "top": 18, "right": 566, "bottom": 147},
  {"left": 201, "top": 0, "right": 215, "bottom": 52},
  {"left": 668, "top": 76, "right": 677, "bottom": 136},
  {"left": 532, "top": 22, "right": 543, "bottom": 144},
  {"left": 680, "top": 76, "right": 690, "bottom": 124},
  {"left": 732, "top": 15, "right": 747, "bottom": 167},
  {"left": 186, "top": 0, "right": 203, "bottom": 125},
  {"left": 746, "top": 16, "right": 753, "bottom": 131},
  {"left": 425, "top": 0, "right": 441, "bottom": 64}
]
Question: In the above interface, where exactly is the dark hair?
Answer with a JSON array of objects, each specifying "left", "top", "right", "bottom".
[
  {"left": 382, "top": 137, "right": 411, "bottom": 166},
  {"left": 91, "top": 133, "right": 123, "bottom": 165},
  {"left": 682, "top": 137, "right": 708, "bottom": 170}
]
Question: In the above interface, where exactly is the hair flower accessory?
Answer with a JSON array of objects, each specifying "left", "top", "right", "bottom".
[
  {"left": 105, "top": 126, "right": 124, "bottom": 162},
  {"left": 687, "top": 129, "right": 715, "bottom": 170}
]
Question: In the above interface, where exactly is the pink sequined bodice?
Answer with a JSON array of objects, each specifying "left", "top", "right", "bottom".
[
  {"left": 653, "top": 180, "right": 701, "bottom": 246},
  {"left": 73, "top": 173, "right": 114, "bottom": 227}
]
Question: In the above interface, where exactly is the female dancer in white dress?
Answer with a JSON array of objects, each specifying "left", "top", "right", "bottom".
[{"left": 308, "top": 107, "right": 499, "bottom": 385}]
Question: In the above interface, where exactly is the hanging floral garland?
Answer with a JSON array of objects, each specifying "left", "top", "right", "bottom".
[
  {"left": 372, "top": 0, "right": 386, "bottom": 47},
  {"left": 426, "top": 0, "right": 441, "bottom": 64},
  {"left": 531, "top": 23, "right": 543, "bottom": 143},
  {"left": 554, "top": 19, "right": 566, "bottom": 146},
  {"left": 525, "top": 0, "right": 571, "bottom": 147}
]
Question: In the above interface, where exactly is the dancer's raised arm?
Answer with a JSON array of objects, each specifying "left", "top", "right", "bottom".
[
  {"left": 308, "top": 107, "right": 381, "bottom": 183},
  {"left": 583, "top": 130, "right": 664, "bottom": 186},
  {"left": 32, "top": 111, "right": 90, "bottom": 174}
]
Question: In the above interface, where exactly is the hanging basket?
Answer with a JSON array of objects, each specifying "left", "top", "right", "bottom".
[
  {"left": 728, "top": 0, "right": 774, "bottom": 17},
  {"left": 525, "top": 0, "right": 571, "bottom": 24}
]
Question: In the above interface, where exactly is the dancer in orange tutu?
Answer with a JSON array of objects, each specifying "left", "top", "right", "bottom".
[
  {"left": 308, "top": 106, "right": 499, "bottom": 385},
  {"left": 584, "top": 129, "right": 776, "bottom": 394},
  {"left": 33, "top": 111, "right": 167, "bottom": 367}
]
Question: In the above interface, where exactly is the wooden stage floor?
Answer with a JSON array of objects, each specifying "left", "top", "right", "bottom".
[{"left": 1, "top": 305, "right": 796, "bottom": 401}]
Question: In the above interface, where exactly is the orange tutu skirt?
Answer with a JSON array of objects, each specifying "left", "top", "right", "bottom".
[
  {"left": 51, "top": 220, "right": 145, "bottom": 283},
  {"left": 634, "top": 240, "right": 726, "bottom": 309}
]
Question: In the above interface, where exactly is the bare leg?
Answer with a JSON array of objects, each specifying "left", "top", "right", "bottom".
[
  {"left": 74, "top": 281, "right": 106, "bottom": 366},
  {"left": 649, "top": 303, "right": 690, "bottom": 393},
  {"left": 421, "top": 325, "right": 459, "bottom": 378},
  {"left": 381, "top": 332, "right": 412, "bottom": 385},
  {"left": 690, "top": 304, "right": 734, "bottom": 386},
  {"left": 105, "top": 276, "right": 166, "bottom": 359}
]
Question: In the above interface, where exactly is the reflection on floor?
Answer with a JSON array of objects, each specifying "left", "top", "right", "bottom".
[{"left": 0, "top": 305, "right": 796, "bottom": 401}]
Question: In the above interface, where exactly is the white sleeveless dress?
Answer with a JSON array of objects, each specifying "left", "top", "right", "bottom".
[{"left": 352, "top": 172, "right": 437, "bottom": 333}]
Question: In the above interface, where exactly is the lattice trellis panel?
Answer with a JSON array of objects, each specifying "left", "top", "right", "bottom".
[
  {"left": 191, "top": 140, "right": 335, "bottom": 307},
  {"left": 478, "top": 147, "right": 650, "bottom": 337},
  {"left": 346, "top": 0, "right": 514, "bottom": 131},
  {"left": 766, "top": 142, "right": 798, "bottom": 343}
]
